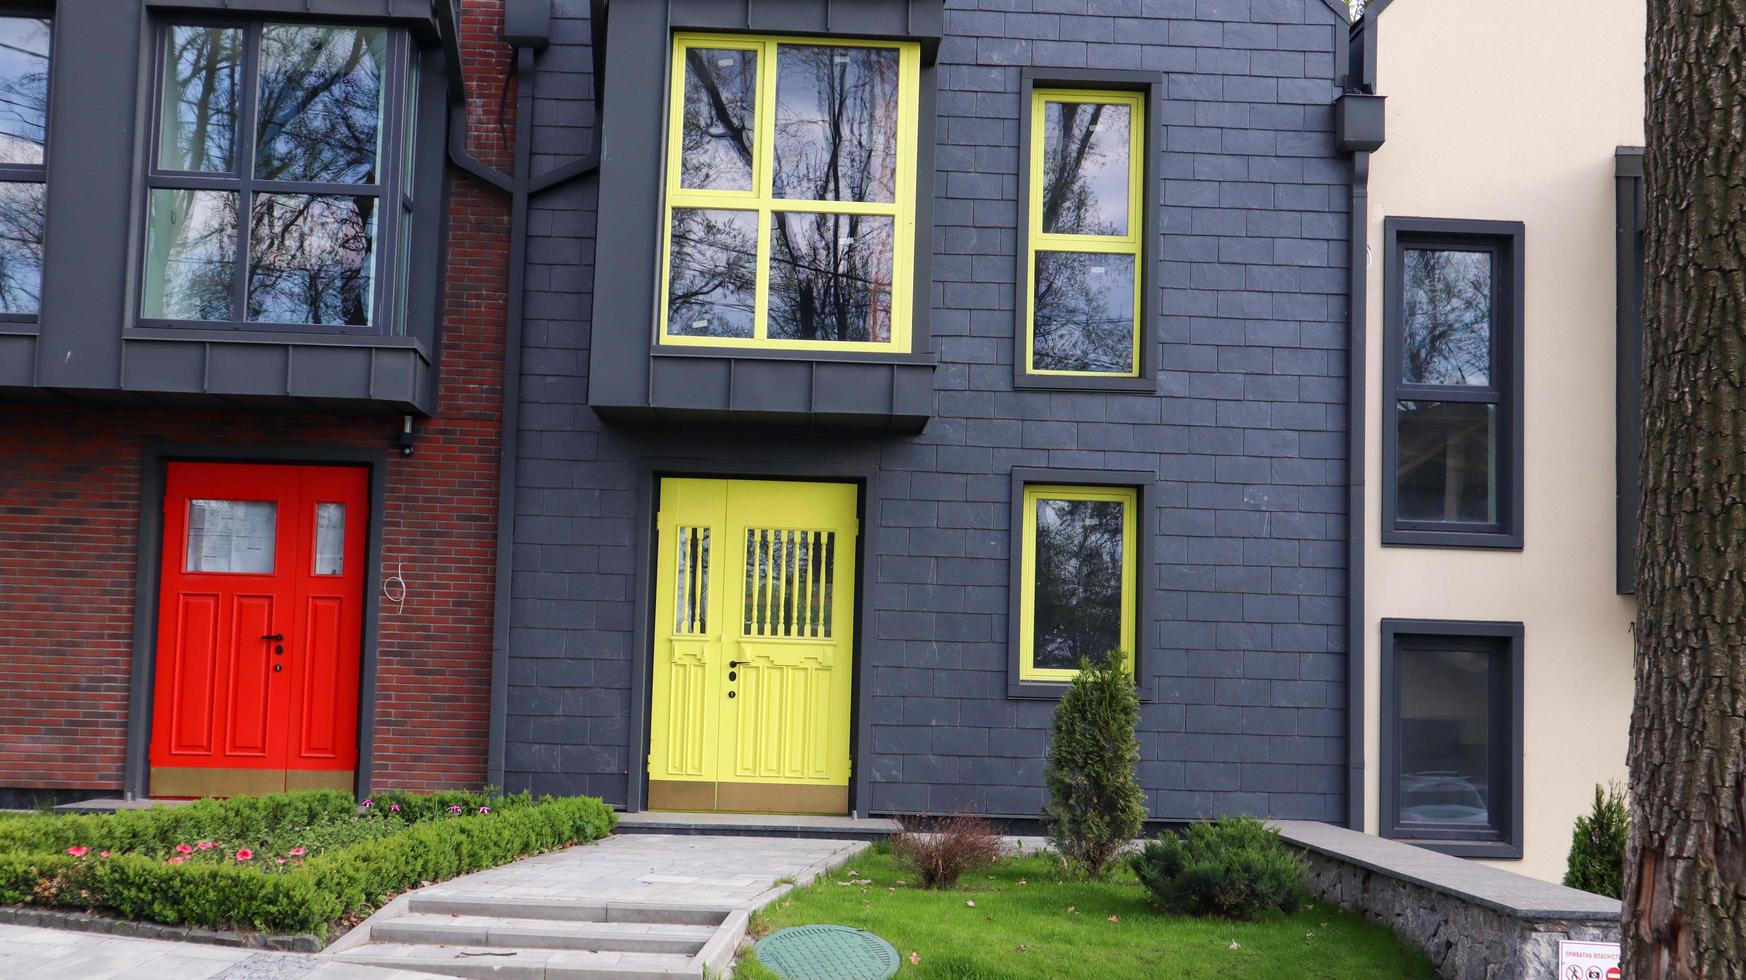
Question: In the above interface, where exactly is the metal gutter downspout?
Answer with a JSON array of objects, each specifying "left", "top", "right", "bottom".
[
  {"left": 439, "top": 1, "right": 603, "bottom": 789},
  {"left": 1345, "top": 148, "right": 1369, "bottom": 832}
]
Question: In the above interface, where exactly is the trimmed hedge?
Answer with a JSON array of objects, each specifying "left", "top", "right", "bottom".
[
  {"left": 0, "top": 791, "right": 360, "bottom": 858},
  {"left": 0, "top": 792, "right": 614, "bottom": 937}
]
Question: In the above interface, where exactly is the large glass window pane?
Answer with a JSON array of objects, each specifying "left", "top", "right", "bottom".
[
  {"left": 767, "top": 211, "right": 893, "bottom": 343},
  {"left": 680, "top": 47, "right": 757, "bottom": 192},
  {"left": 185, "top": 500, "right": 277, "bottom": 574},
  {"left": 143, "top": 189, "right": 239, "bottom": 320},
  {"left": 247, "top": 193, "right": 376, "bottom": 326},
  {"left": 255, "top": 24, "right": 387, "bottom": 184},
  {"left": 667, "top": 207, "right": 756, "bottom": 339},
  {"left": 1397, "top": 646, "right": 1493, "bottom": 826},
  {"left": 0, "top": 17, "right": 49, "bottom": 165},
  {"left": 1032, "top": 496, "right": 1126, "bottom": 672},
  {"left": 0, "top": 181, "right": 43, "bottom": 314},
  {"left": 1402, "top": 248, "right": 1492, "bottom": 386},
  {"left": 1033, "top": 250, "right": 1135, "bottom": 373},
  {"left": 1396, "top": 400, "right": 1496, "bottom": 524},
  {"left": 773, "top": 45, "right": 899, "bottom": 203},
  {"left": 1040, "top": 100, "right": 1130, "bottom": 237},
  {"left": 158, "top": 25, "right": 243, "bottom": 173}
]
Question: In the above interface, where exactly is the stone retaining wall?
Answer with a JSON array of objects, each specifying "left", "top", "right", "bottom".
[{"left": 1274, "top": 821, "right": 1621, "bottom": 980}]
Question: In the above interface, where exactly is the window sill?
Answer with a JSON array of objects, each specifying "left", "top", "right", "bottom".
[
  {"left": 1381, "top": 834, "right": 1522, "bottom": 861},
  {"left": 0, "top": 318, "right": 38, "bottom": 336},
  {"left": 652, "top": 344, "right": 933, "bottom": 367},
  {"left": 1013, "top": 372, "right": 1156, "bottom": 393},
  {"left": 127, "top": 324, "right": 430, "bottom": 359},
  {"left": 1381, "top": 527, "right": 1523, "bottom": 550}
]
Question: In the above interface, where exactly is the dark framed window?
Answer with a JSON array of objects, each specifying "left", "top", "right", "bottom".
[
  {"left": 1382, "top": 218, "right": 1525, "bottom": 548},
  {"left": 0, "top": 13, "right": 50, "bottom": 320},
  {"left": 1015, "top": 69, "right": 1160, "bottom": 392},
  {"left": 139, "top": 20, "right": 418, "bottom": 334},
  {"left": 1379, "top": 619, "right": 1523, "bottom": 859},
  {"left": 1006, "top": 467, "right": 1152, "bottom": 699}
]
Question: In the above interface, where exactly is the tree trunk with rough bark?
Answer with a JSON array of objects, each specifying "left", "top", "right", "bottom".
[{"left": 1627, "top": 2, "right": 1746, "bottom": 976}]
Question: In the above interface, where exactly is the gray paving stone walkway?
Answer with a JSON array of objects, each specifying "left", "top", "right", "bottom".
[{"left": 0, "top": 924, "right": 442, "bottom": 980}]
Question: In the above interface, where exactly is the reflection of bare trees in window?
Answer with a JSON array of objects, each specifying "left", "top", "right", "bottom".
[
  {"left": 0, "top": 182, "right": 43, "bottom": 313},
  {"left": 247, "top": 194, "right": 374, "bottom": 326},
  {"left": 256, "top": 25, "right": 384, "bottom": 184},
  {"left": 1041, "top": 102, "right": 1128, "bottom": 237},
  {"left": 1402, "top": 249, "right": 1491, "bottom": 385},
  {"left": 681, "top": 48, "right": 755, "bottom": 191},
  {"left": 159, "top": 26, "right": 242, "bottom": 172},
  {"left": 773, "top": 46, "right": 897, "bottom": 203},
  {"left": 768, "top": 212, "right": 892, "bottom": 343},
  {"left": 668, "top": 208, "right": 757, "bottom": 338},
  {"left": 1033, "top": 498, "right": 1125, "bottom": 671},
  {"left": 143, "top": 190, "right": 238, "bottom": 321},
  {"left": 1033, "top": 251, "right": 1134, "bottom": 373}
]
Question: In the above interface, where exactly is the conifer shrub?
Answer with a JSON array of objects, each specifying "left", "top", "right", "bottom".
[
  {"left": 1563, "top": 783, "right": 1628, "bottom": 898},
  {"left": 1130, "top": 816, "right": 1308, "bottom": 919},
  {"left": 1040, "top": 654, "right": 1146, "bottom": 879}
]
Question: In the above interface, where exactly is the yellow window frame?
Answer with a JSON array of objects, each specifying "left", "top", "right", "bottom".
[
  {"left": 1017, "top": 483, "right": 1138, "bottom": 683},
  {"left": 658, "top": 33, "right": 920, "bottom": 353},
  {"left": 1024, "top": 88, "right": 1146, "bottom": 378}
]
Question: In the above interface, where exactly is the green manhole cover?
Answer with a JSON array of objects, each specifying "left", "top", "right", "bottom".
[{"left": 754, "top": 924, "right": 901, "bottom": 980}]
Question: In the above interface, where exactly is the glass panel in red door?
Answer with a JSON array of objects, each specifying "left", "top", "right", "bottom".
[{"left": 148, "top": 462, "right": 368, "bottom": 797}]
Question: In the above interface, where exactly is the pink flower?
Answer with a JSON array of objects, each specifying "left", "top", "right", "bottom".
[
  {"left": 276, "top": 858, "right": 287, "bottom": 866},
  {"left": 292, "top": 859, "right": 303, "bottom": 866},
  {"left": 288, "top": 847, "right": 305, "bottom": 857},
  {"left": 234, "top": 848, "right": 253, "bottom": 861},
  {"left": 448, "top": 805, "right": 463, "bottom": 814},
  {"left": 99, "top": 851, "right": 111, "bottom": 859},
  {"left": 478, "top": 806, "right": 490, "bottom": 815},
  {"left": 361, "top": 799, "right": 374, "bottom": 808},
  {"left": 387, "top": 803, "right": 400, "bottom": 813},
  {"left": 196, "top": 841, "right": 216, "bottom": 851},
  {"left": 65, "top": 846, "right": 87, "bottom": 858},
  {"left": 175, "top": 844, "right": 194, "bottom": 855},
  {"left": 167, "top": 856, "right": 185, "bottom": 865}
]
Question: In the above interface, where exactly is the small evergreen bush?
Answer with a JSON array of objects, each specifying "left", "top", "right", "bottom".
[
  {"left": 1563, "top": 783, "right": 1628, "bottom": 898},
  {"left": 1041, "top": 654, "right": 1146, "bottom": 879},
  {"left": 889, "top": 813, "right": 1006, "bottom": 888},
  {"left": 1130, "top": 817, "right": 1308, "bottom": 919}
]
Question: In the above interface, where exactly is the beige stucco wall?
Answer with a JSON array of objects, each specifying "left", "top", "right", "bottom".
[{"left": 1363, "top": 0, "right": 1644, "bottom": 882}]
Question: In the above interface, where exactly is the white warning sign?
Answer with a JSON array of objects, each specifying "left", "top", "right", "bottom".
[{"left": 1558, "top": 940, "right": 1622, "bottom": 980}]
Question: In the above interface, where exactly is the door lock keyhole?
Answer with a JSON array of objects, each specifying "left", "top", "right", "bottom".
[{"left": 728, "top": 670, "right": 737, "bottom": 681}]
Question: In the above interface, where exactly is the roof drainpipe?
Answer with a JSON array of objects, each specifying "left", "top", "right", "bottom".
[
  {"left": 438, "top": 0, "right": 601, "bottom": 789},
  {"left": 1334, "top": 11, "right": 1386, "bottom": 832}
]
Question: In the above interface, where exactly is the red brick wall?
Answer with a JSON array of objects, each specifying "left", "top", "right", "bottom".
[{"left": 0, "top": 1, "right": 513, "bottom": 796}]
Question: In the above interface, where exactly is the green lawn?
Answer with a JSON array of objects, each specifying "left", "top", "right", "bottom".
[{"left": 737, "top": 847, "right": 1434, "bottom": 980}]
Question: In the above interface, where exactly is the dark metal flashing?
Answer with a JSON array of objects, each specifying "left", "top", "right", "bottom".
[
  {"left": 1344, "top": 151, "right": 1370, "bottom": 832},
  {"left": 585, "top": 0, "right": 943, "bottom": 429},
  {"left": 1379, "top": 216, "right": 1526, "bottom": 550},
  {"left": 1011, "top": 68, "right": 1163, "bottom": 394},
  {"left": 1615, "top": 147, "right": 1644, "bottom": 594},
  {"left": 122, "top": 442, "right": 390, "bottom": 801},
  {"left": 1377, "top": 618, "right": 1525, "bottom": 860},
  {"left": 623, "top": 458, "right": 882, "bottom": 815},
  {"left": 1004, "top": 467, "right": 1156, "bottom": 702}
]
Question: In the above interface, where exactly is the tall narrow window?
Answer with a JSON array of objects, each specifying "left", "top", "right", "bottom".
[
  {"left": 660, "top": 34, "right": 919, "bottom": 351},
  {"left": 0, "top": 15, "right": 50, "bottom": 319},
  {"left": 1380, "top": 620, "right": 1523, "bottom": 858},
  {"left": 1016, "top": 484, "right": 1138, "bottom": 684},
  {"left": 1383, "top": 219, "right": 1524, "bottom": 547},
  {"left": 1023, "top": 89, "right": 1145, "bottom": 380},
  {"left": 142, "top": 22, "right": 417, "bottom": 333}
]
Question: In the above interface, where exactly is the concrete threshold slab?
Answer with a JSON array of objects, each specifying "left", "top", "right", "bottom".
[
  {"left": 613, "top": 812, "right": 900, "bottom": 840},
  {"left": 53, "top": 798, "right": 197, "bottom": 814}
]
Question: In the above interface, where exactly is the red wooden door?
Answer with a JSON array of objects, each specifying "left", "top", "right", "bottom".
[{"left": 148, "top": 463, "right": 369, "bottom": 797}]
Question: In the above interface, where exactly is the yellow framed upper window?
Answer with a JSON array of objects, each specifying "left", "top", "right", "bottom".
[
  {"left": 1024, "top": 89, "right": 1145, "bottom": 378},
  {"left": 658, "top": 34, "right": 920, "bottom": 352},
  {"left": 1017, "top": 484, "right": 1138, "bottom": 683}
]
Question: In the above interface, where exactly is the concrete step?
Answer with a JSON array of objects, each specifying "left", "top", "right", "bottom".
[
  {"left": 371, "top": 913, "right": 715, "bottom": 955},
  {"left": 329, "top": 942, "right": 700, "bottom": 979},
  {"left": 406, "top": 895, "right": 728, "bottom": 928}
]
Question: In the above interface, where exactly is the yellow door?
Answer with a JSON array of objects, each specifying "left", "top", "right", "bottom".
[{"left": 648, "top": 478, "right": 858, "bottom": 814}]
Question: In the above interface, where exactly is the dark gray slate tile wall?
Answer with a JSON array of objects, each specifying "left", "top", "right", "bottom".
[{"left": 507, "top": 0, "right": 1352, "bottom": 821}]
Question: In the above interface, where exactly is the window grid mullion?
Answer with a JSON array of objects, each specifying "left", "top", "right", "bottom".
[
  {"left": 232, "top": 22, "right": 262, "bottom": 324},
  {"left": 752, "top": 38, "right": 778, "bottom": 342}
]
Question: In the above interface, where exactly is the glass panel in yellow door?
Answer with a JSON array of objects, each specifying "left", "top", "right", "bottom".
[{"left": 648, "top": 478, "right": 858, "bottom": 814}]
